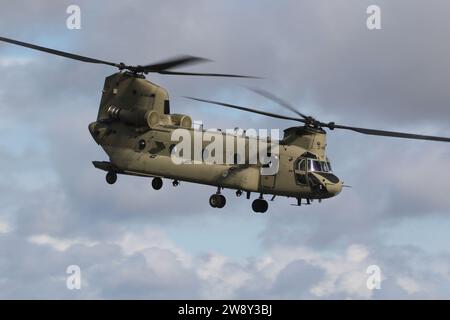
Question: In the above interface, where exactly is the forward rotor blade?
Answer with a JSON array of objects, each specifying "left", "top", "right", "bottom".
[
  {"left": 330, "top": 124, "right": 450, "bottom": 142},
  {"left": 141, "top": 55, "right": 210, "bottom": 73},
  {"left": 247, "top": 87, "right": 309, "bottom": 119},
  {"left": 0, "top": 36, "right": 119, "bottom": 68},
  {"left": 161, "top": 70, "right": 260, "bottom": 78},
  {"left": 185, "top": 97, "right": 304, "bottom": 122},
  {"left": 0, "top": 36, "right": 259, "bottom": 78}
]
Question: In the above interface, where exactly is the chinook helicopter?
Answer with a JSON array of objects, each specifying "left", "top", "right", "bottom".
[{"left": 1, "top": 36, "right": 450, "bottom": 213}]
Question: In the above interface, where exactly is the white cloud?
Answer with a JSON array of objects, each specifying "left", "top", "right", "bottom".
[
  {"left": 0, "top": 220, "right": 11, "bottom": 233},
  {"left": 28, "top": 234, "right": 97, "bottom": 251},
  {"left": 116, "top": 227, "right": 193, "bottom": 268},
  {"left": 346, "top": 245, "right": 369, "bottom": 263},
  {"left": 0, "top": 57, "right": 33, "bottom": 67},
  {"left": 396, "top": 277, "right": 421, "bottom": 295},
  {"left": 197, "top": 254, "right": 253, "bottom": 298}
]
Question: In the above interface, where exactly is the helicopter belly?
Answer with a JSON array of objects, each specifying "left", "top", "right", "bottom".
[{"left": 104, "top": 146, "right": 261, "bottom": 192}]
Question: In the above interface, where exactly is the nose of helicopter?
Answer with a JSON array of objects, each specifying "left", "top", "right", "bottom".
[
  {"left": 310, "top": 172, "right": 343, "bottom": 197},
  {"left": 326, "top": 180, "right": 343, "bottom": 196}
]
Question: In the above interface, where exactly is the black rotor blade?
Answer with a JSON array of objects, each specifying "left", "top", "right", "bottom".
[
  {"left": 185, "top": 97, "right": 304, "bottom": 122},
  {"left": 0, "top": 36, "right": 119, "bottom": 68},
  {"left": 0, "top": 36, "right": 259, "bottom": 78},
  {"left": 329, "top": 124, "right": 450, "bottom": 142},
  {"left": 247, "top": 87, "right": 309, "bottom": 119},
  {"left": 141, "top": 55, "right": 210, "bottom": 73},
  {"left": 162, "top": 70, "right": 260, "bottom": 78}
]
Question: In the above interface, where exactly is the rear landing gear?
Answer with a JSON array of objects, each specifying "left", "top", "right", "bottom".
[
  {"left": 105, "top": 171, "right": 117, "bottom": 185},
  {"left": 151, "top": 177, "right": 163, "bottom": 190},
  {"left": 252, "top": 197, "right": 268, "bottom": 213},
  {"left": 209, "top": 194, "right": 226, "bottom": 208}
]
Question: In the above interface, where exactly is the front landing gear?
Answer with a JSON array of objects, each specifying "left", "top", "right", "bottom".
[
  {"left": 106, "top": 171, "right": 117, "bottom": 185},
  {"left": 252, "top": 196, "right": 268, "bottom": 213}
]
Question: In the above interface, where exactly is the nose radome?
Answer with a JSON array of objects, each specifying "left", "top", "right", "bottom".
[{"left": 327, "top": 181, "right": 343, "bottom": 196}]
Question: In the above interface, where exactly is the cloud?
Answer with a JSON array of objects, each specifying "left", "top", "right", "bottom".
[{"left": 1, "top": 218, "right": 450, "bottom": 299}]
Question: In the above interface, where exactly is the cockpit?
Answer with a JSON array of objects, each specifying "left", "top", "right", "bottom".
[
  {"left": 294, "top": 154, "right": 342, "bottom": 197},
  {"left": 297, "top": 158, "right": 333, "bottom": 173}
]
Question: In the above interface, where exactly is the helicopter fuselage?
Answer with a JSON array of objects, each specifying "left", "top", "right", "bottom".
[{"left": 89, "top": 72, "right": 343, "bottom": 206}]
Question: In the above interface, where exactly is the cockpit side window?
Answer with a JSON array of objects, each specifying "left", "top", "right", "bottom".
[
  {"left": 297, "top": 159, "right": 306, "bottom": 171},
  {"left": 294, "top": 158, "right": 308, "bottom": 185}
]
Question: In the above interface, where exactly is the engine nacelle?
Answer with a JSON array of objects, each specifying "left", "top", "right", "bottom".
[
  {"left": 107, "top": 105, "right": 191, "bottom": 129},
  {"left": 170, "top": 114, "right": 192, "bottom": 128}
]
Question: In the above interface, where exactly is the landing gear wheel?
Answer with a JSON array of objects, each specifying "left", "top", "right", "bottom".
[
  {"left": 106, "top": 171, "right": 117, "bottom": 185},
  {"left": 172, "top": 180, "right": 180, "bottom": 187},
  {"left": 209, "top": 194, "right": 219, "bottom": 208},
  {"left": 252, "top": 199, "right": 268, "bottom": 213},
  {"left": 209, "top": 194, "right": 226, "bottom": 208},
  {"left": 217, "top": 195, "right": 226, "bottom": 208},
  {"left": 151, "top": 177, "right": 163, "bottom": 190}
]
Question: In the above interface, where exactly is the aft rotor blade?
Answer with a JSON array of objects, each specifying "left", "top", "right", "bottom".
[
  {"left": 247, "top": 87, "right": 309, "bottom": 119},
  {"left": 0, "top": 36, "right": 120, "bottom": 68},
  {"left": 185, "top": 97, "right": 305, "bottom": 122},
  {"left": 162, "top": 71, "right": 260, "bottom": 78},
  {"left": 330, "top": 124, "right": 450, "bottom": 142},
  {"left": 141, "top": 55, "right": 210, "bottom": 73}
]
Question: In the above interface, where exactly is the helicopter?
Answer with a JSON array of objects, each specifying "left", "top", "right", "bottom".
[{"left": 1, "top": 36, "right": 450, "bottom": 213}]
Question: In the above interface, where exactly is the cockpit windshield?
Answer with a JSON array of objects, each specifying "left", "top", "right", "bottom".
[{"left": 308, "top": 159, "right": 333, "bottom": 173}]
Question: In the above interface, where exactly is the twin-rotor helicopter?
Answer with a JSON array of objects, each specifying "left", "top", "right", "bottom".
[{"left": 1, "top": 36, "right": 449, "bottom": 213}]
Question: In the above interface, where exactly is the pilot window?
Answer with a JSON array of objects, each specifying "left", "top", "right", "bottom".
[
  {"left": 297, "top": 159, "right": 306, "bottom": 171},
  {"left": 295, "top": 158, "right": 308, "bottom": 185},
  {"left": 308, "top": 159, "right": 333, "bottom": 173}
]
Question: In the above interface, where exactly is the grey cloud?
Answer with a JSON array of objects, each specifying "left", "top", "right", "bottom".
[{"left": 270, "top": 260, "right": 325, "bottom": 298}]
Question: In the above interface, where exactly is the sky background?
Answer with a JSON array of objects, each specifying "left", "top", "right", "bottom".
[{"left": 0, "top": 0, "right": 450, "bottom": 299}]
